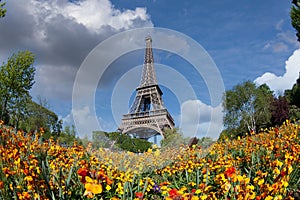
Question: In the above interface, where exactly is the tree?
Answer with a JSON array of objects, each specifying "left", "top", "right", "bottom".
[
  {"left": 92, "top": 130, "right": 111, "bottom": 149},
  {"left": 285, "top": 74, "right": 300, "bottom": 120},
  {"left": 160, "top": 128, "right": 190, "bottom": 148},
  {"left": 223, "top": 81, "right": 273, "bottom": 137},
  {"left": 291, "top": 0, "right": 300, "bottom": 41},
  {"left": 0, "top": 51, "right": 35, "bottom": 129},
  {"left": 270, "top": 96, "right": 289, "bottom": 126},
  {"left": 289, "top": 105, "right": 300, "bottom": 120},
  {"left": 197, "top": 137, "right": 214, "bottom": 148},
  {"left": 290, "top": 75, "right": 300, "bottom": 108},
  {"left": 105, "top": 132, "right": 152, "bottom": 152},
  {"left": 0, "top": 0, "right": 6, "bottom": 18},
  {"left": 19, "top": 99, "right": 61, "bottom": 136},
  {"left": 57, "top": 125, "right": 78, "bottom": 147}
]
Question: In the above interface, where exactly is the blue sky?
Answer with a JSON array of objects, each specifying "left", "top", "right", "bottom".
[{"left": 0, "top": 0, "right": 299, "bottom": 140}]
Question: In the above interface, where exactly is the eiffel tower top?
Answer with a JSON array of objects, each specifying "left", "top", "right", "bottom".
[{"left": 139, "top": 36, "right": 158, "bottom": 88}]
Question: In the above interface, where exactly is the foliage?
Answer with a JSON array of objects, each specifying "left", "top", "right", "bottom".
[
  {"left": 0, "top": 120, "right": 299, "bottom": 199},
  {"left": 160, "top": 128, "right": 190, "bottom": 148},
  {"left": 19, "top": 99, "right": 62, "bottom": 138},
  {"left": 197, "top": 137, "right": 214, "bottom": 149},
  {"left": 223, "top": 81, "right": 273, "bottom": 138},
  {"left": 270, "top": 96, "right": 289, "bottom": 126},
  {"left": 57, "top": 125, "right": 82, "bottom": 147},
  {"left": 92, "top": 131, "right": 112, "bottom": 150},
  {"left": 290, "top": 78, "right": 300, "bottom": 108},
  {"left": 289, "top": 105, "right": 300, "bottom": 121},
  {"left": 0, "top": 0, "right": 5, "bottom": 18},
  {"left": 285, "top": 75, "right": 300, "bottom": 120},
  {"left": 0, "top": 51, "right": 35, "bottom": 129},
  {"left": 291, "top": 0, "right": 300, "bottom": 41},
  {"left": 103, "top": 132, "right": 153, "bottom": 153}
]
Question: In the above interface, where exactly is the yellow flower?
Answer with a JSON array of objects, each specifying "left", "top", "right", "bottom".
[
  {"left": 275, "top": 159, "right": 283, "bottom": 167},
  {"left": 246, "top": 185, "right": 254, "bottom": 191},
  {"left": 106, "top": 185, "right": 111, "bottom": 191},
  {"left": 258, "top": 178, "right": 264, "bottom": 186},
  {"left": 282, "top": 181, "right": 288, "bottom": 187},
  {"left": 265, "top": 195, "right": 273, "bottom": 200},
  {"left": 274, "top": 195, "right": 283, "bottom": 200},
  {"left": 84, "top": 176, "right": 103, "bottom": 196}
]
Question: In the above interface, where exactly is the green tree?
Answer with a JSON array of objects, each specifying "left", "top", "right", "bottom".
[
  {"left": 105, "top": 132, "right": 152, "bottom": 152},
  {"left": 92, "top": 130, "right": 111, "bottom": 149},
  {"left": 197, "top": 137, "right": 214, "bottom": 148},
  {"left": 291, "top": 0, "right": 300, "bottom": 41},
  {"left": 285, "top": 74, "right": 300, "bottom": 120},
  {"left": 0, "top": 0, "right": 6, "bottom": 18},
  {"left": 19, "top": 99, "right": 61, "bottom": 136},
  {"left": 290, "top": 76, "right": 300, "bottom": 108},
  {"left": 57, "top": 125, "right": 78, "bottom": 147},
  {"left": 160, "top": 128, "right": 190, "bottom": 148},
  {"left": 0, "top": 51, "right": 35, "bottom": 129},
  {"left": 223, "top": 81, "right": 273, "bottom": 137},
  {"left": 289, "top": 105, "right": 300, "bottom": 120}
]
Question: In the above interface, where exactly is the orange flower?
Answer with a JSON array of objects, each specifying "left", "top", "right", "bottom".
[
  {"left": 159, "top": 181, "right": 170, "bottom": 186},
  {"left": 225, "top": 167, "right": 236, "bottom": 178}
]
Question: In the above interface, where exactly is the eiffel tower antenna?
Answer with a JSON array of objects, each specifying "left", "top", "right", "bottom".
[
  {"left": 118, "top": 36, "right": 175, "bottom": 140},
  {"left": 140, "top": 35, "right": 157, "bottom": 87}
]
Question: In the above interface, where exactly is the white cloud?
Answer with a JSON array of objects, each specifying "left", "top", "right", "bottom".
[
  {"left": 263, "top": 20, "right": 299, "bottom": 53},
  {"left": 275, "top": 19, "right": 284, "bottom": 31},
  {"left": 180, "top": 100, "right": 223, "bottom": 140},
  {"left": 27, "top": 0, "right": 152, "bottom": 34},
  {"left": 255, "top": 49, "right": 300, "bottom": 93},
  {"left": 1, "top": 0, "right": 153, "bottom": 103},
  {"left": 64, "top": 0, "right": 150, "bottom": 33},
  {"left": 70, "top": 106, "right": 100, "bottom": 138}
]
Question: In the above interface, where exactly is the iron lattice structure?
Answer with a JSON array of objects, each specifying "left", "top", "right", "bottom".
[{"left": 118, "top": 36, "right": 175, "bottom": 139}]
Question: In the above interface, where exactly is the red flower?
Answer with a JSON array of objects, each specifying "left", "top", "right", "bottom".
[
  {"left": 168, "top": 188, "right": 178, "bottom": 198},
  {"left": 225, "top": 167, "right": 236, "bottom": 178},
  {"left": 280, "top": 170, "right": 286, "bottom": 177},
  {"left": 18, "top": 141, "right": 23, "bottom": 147},
  {"left": 78, "top": 168, "right": 88, "bottom": 176},
  {"left": 77, "top": 168, "right": 89, "bottom": 183},
  {"left": 135, "top": 192, "right": 143, "bottom": 199}
]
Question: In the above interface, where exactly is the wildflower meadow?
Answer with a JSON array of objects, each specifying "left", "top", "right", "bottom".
[{"left": 0, "top": 120, "right": 299, "bottom": 200}]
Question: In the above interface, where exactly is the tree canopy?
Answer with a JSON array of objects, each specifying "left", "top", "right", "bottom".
[
  {"left": 291, "top": 0, "right": 300, "bottom": 41},
  {"left": 0, "top": 0, "right": 6, "bottom": 18},
  {"left": 222, "top": 81, "right": 273, "bottom": 137},
  {"left": 0, "top": 51, "right": 36, "bottom": 129}
]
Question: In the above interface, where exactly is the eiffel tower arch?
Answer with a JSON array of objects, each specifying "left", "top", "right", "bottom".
[{"left": 118, "top": 36, "right": 175, "bottom": 140}]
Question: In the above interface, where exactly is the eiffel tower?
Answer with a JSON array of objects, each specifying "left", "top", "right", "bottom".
[{"left": 118, "top": 36, "right": 175, "bottom": 140}]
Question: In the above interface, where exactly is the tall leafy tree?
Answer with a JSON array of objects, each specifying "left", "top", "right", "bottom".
[
  {"left": 0, "top": 51, "right": 35, "bottom": 129},
  {"left": 291, "top": 0, "right": 300, "bottom": 41},
  {"left": 270, "top": 96, "right": 289, "bottom": 126},
  {"left": 223, "top": 81, "right": 273, "bottom": 137},
  {"left": 0, "top": 0, "right": 6, "bottom": 18},
  {"left": 285, "top": 74, "right": 300, "bottom": 120},
  {"left": 20, "top": 100, "right": 61, "bottom": 135}
]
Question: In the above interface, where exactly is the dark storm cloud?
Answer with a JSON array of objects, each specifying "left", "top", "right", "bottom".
[{"left": 0, "top": 0, "right": 152, "bottom": 102}]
